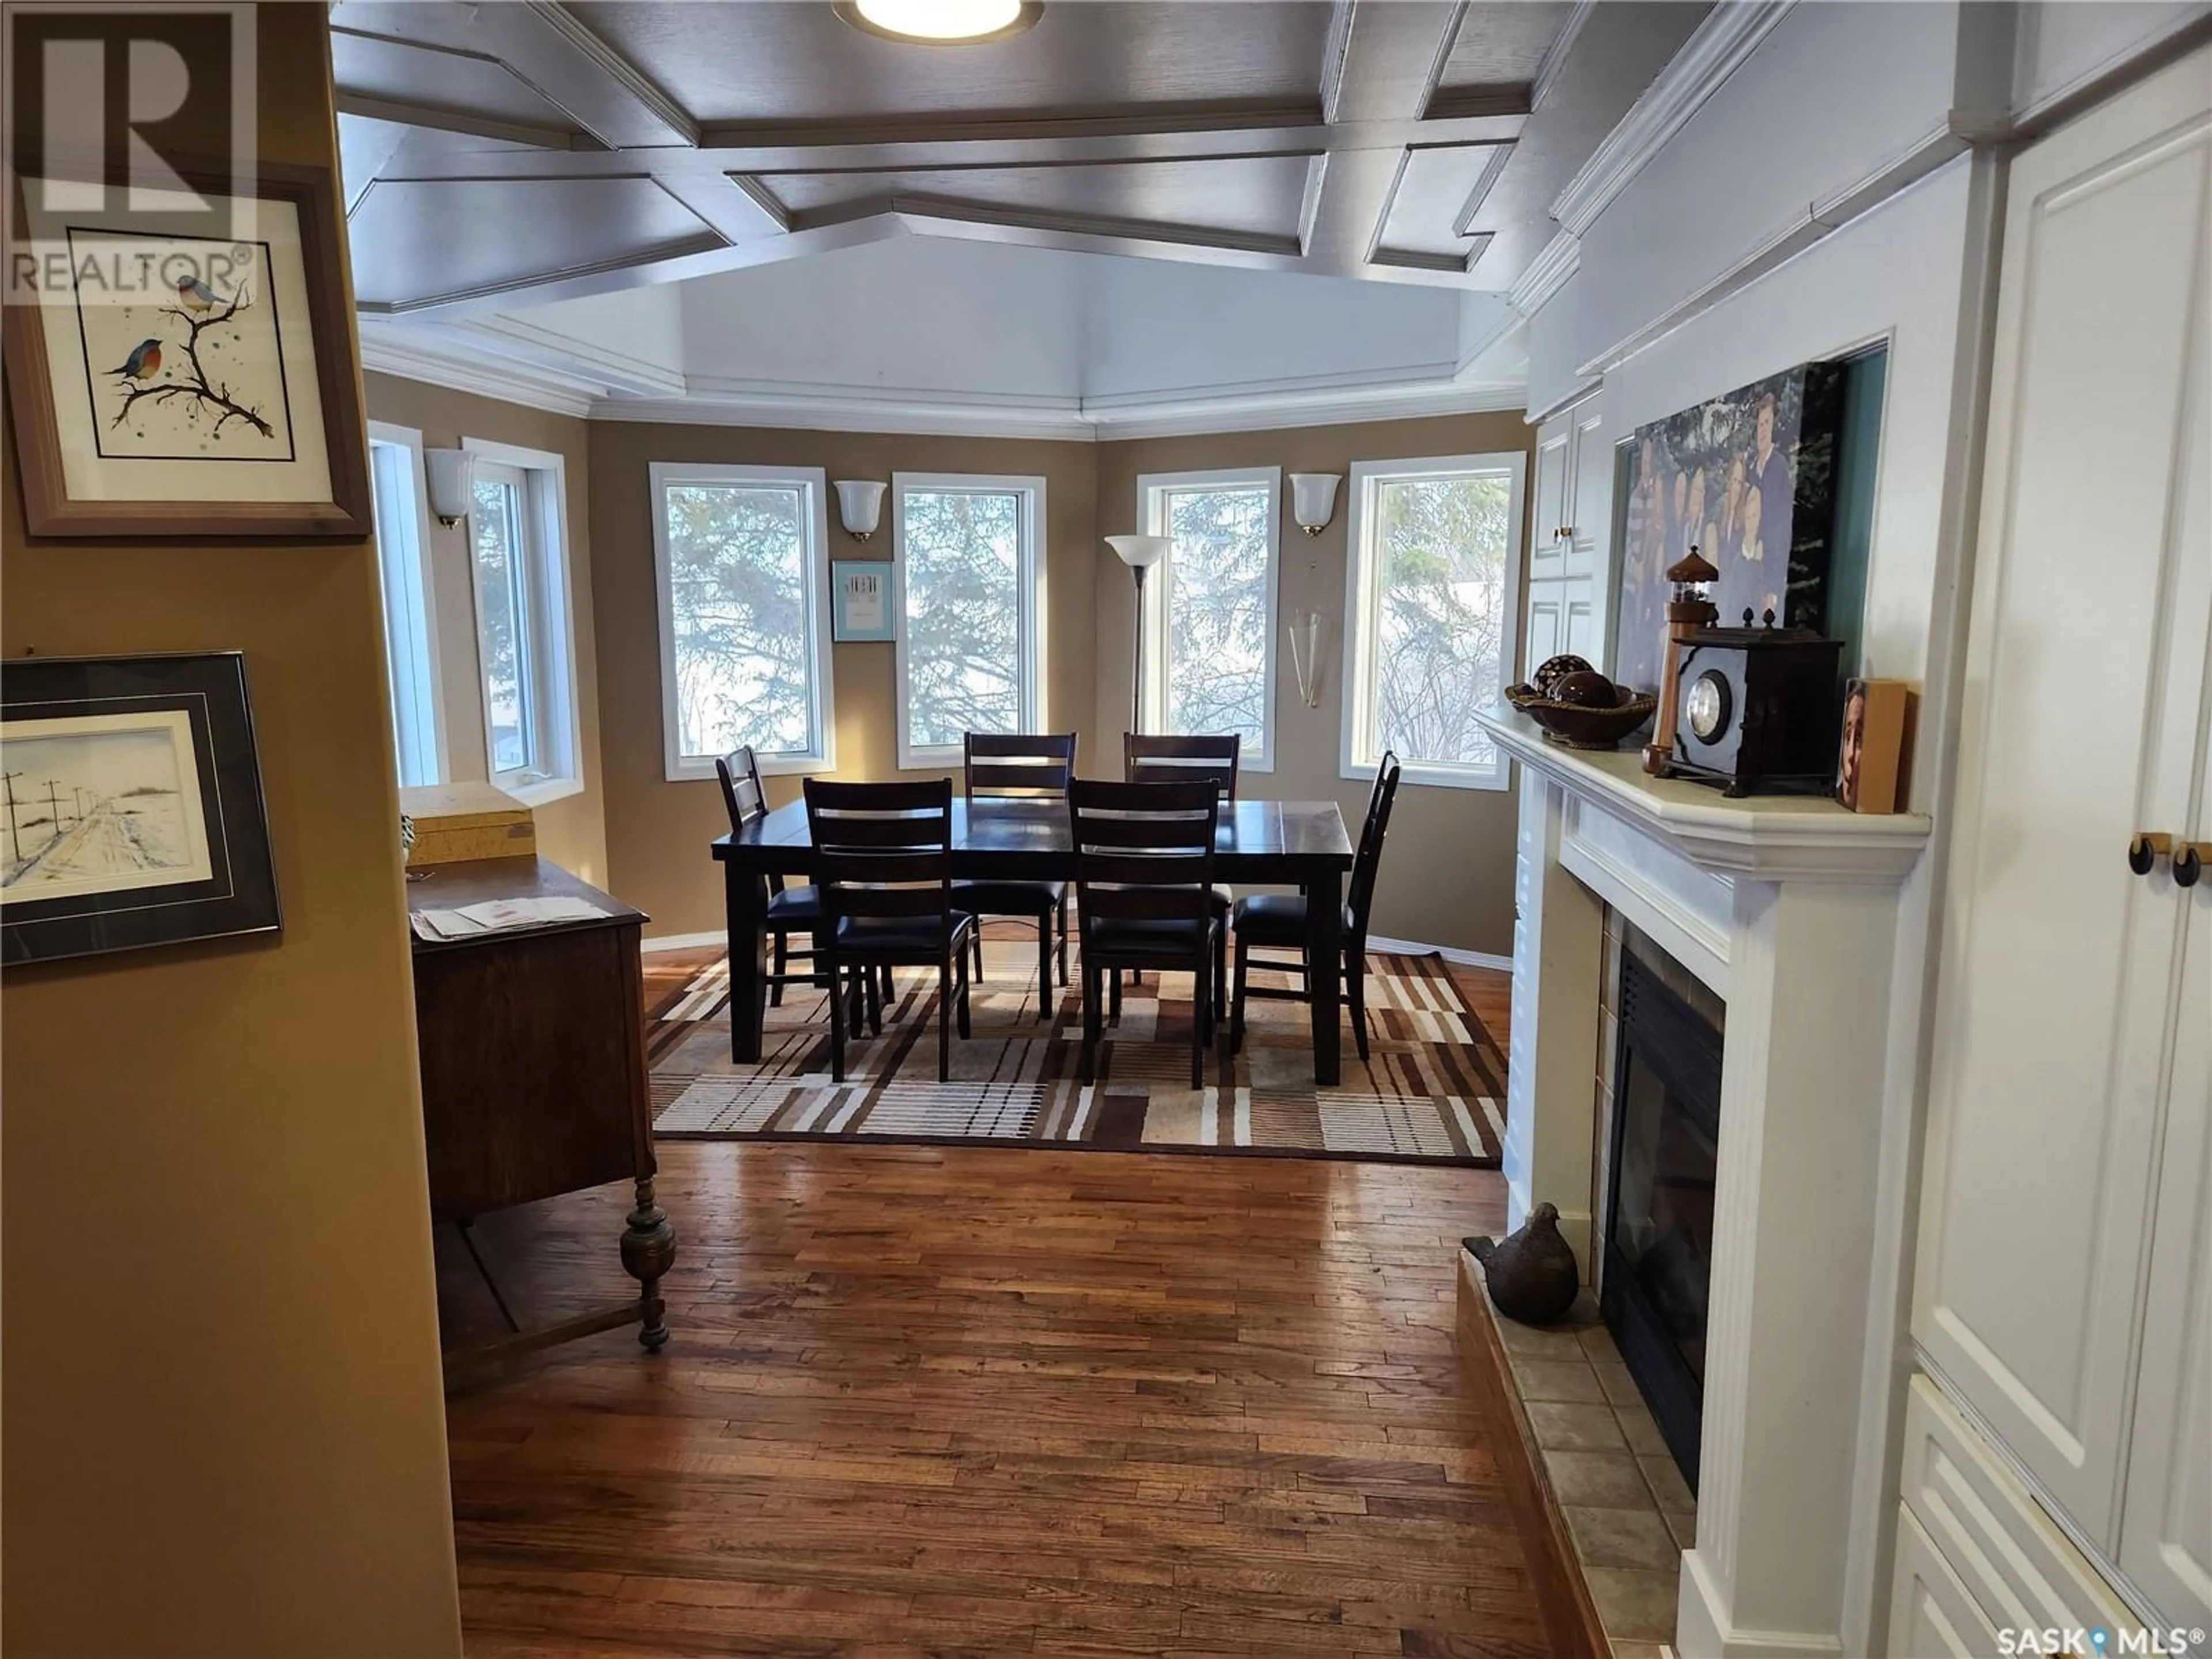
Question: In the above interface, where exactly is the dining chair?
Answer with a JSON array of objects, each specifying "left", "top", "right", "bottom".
[
  {"left": 1122, "top": 732, "right": 1239, "bottom": 1014},
  {"left": 804, "top": 778, "right": 975, "bottom": 1084},
  {"left": 1068, "top": 779, "right": 1222, "bottom": 1089},
  {"left": 1229, "top": 751, "right": 1402, "bottom": 1062},
  {"left": 954, "top": 732, "right": 1077, "bottom": 1020},
  {"left": 714, "top": 745, "right": 832, "bottom": 1009}
]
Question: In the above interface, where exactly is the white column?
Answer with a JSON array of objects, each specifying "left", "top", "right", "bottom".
[
  {"left": 1677, "top": 878, "right": 1900, "bottom": 1659},
  {"left": 1503, "top": 772, "right": 1606, "bottom": 1272}
]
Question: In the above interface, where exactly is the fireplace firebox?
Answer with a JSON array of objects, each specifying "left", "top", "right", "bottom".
[{"left": 1602, "top": 935, "right": 1724, "bottom": 1490}]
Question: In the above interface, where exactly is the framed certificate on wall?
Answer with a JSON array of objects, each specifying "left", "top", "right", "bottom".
[{"left": 832, "top": 560, "right": 893, "bottom": 642}]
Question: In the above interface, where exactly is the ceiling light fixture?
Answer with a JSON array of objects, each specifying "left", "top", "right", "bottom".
[{"left": 835, "top": 0, "right": 1043, "bottom": 44}]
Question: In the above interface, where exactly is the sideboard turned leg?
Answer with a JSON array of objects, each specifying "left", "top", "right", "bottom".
[{"left": 621, "top": 1176, "right": 676, "bottom": 1351}]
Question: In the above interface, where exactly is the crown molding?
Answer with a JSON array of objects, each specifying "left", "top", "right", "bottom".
[
  {"left": 459, "top": 314, "right": 687, "bottom": 398},
  {"left": 1508, "top": 227, "right": 1580, "bottom": 317},
  {"left": 358, "top": 319, "right": 1530, "bottom": 440},
  {"left": 358, "top": 325, "right": 599, "bottom": 418},
  {"left": 1550, "top": 0, "right": 1796, "bottom": 237}
]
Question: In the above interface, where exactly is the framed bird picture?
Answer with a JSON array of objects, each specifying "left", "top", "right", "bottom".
[{"left": 2, "top": 158, "right": 370, "bottom": 538}]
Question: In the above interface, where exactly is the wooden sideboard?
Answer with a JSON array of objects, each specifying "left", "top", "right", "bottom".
[{"left": 407, "top": 855, "right": 675, "bottom": 1369}]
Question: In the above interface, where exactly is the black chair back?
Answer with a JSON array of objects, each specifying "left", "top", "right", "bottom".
[
  {"left": 1124, "top": 732, "right": 1241, "bottom": 800},
  {"left": 803, "top": 779, "right": 956, "bottom": 931},
  {"left": 965, "top": 732, "right": 1077, "bottom": 799},
  {"left": 1068, "top": 779, "right": 1219, "bottom": 933},
  {"left": 714, "top": 745, "right": 768, "bottom": 831},
  {"left": 1346, "top": 751, "right": 1403, "bottom": 947}
]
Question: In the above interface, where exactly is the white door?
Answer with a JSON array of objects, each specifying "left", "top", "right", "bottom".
[
  {"left": 1912, "top": 47, "right": 2212, "bottom": 1548},
  {"left": 1526, "top": 592, "right": 1563, "bottom": 674}
]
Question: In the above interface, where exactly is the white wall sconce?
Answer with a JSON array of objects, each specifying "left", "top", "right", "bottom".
[
  {"left": 835, "top": 479, "right": 887, "bottom": 541},
  {"left": 1289, "top": 472, "right": 1341, "bottom": 537},
  {"left": 423, "top": 447, "right": 477, "bottom": 527}
]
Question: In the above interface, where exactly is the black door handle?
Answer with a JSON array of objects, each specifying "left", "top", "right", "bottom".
[{"left": 2176, "top": 843, "right": 2204, "bottom": 888}]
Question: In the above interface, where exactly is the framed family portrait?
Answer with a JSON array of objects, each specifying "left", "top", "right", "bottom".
[
  {"left": 2, "top": 159, "right": 370, "bottom": 539},
  {"left": 1, "top": 653, "right": 281, "bottom": 966},
  {"left": 1611, "top": 360, "right": 1850, "bottom": 694}
]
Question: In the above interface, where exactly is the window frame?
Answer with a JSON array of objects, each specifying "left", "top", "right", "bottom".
[
  {"left": 649, "top": 460, "right": 835, "bottom": 783},
  {"left": 366, "top": 419, "right": 448, "bottom": 790},
  {"left": 1339, "top": 450, "right": 1528, "bottom": 793},
  {"left": 891, "top": 470, "right": 1047, "bottom": 773},
  {"left": 1135, "top": 465, "right": 1282, "bottom": 774},
  {"left": 461, "top": 436, "right": 582, "bottom": 808}
]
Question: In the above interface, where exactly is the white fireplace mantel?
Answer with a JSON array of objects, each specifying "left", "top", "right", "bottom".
[
  {"left": 1478, "top": 704, "right": 1931, "bottom": 1659},
  {"left": 1475, "top": 707, "right": 1931, "bottom": 884}
]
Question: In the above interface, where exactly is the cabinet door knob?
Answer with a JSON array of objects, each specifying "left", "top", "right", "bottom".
[
  {"left": 2177, "top": 843, "right": 2205, "bottom": 888},
  {"left": 2128, "top": 832, "right": 2173, "bottom": 875}
]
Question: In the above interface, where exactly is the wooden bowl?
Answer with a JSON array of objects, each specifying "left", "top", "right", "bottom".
[{"left": 1503, "top": 682, "right": 1658, "bottom": 750}]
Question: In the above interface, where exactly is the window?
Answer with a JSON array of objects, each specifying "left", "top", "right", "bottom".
[
  {"left": 893, "top": 472, "right": 1044, "bottom": 770},
  {"left": 463, "top": 438, "right": 580, "bottom": 805},
  {"left": 650, "top": 463, "right": 833, "bottom": 780},
  {"left": 1342, "top": 452, "right": 1526, "bottom": 790},
  {"left": 1137, "top": 467, "right": 1281, "bottom": 770},
  {"left": 367, "top": 421, "right": 445, "bottom": 789}
]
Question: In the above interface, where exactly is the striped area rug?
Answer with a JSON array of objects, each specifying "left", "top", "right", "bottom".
[{"left": 647, "top": 929, "right": 1505, "bottom": 1166}]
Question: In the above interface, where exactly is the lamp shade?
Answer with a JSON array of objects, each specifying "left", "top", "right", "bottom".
[
  {"left": 834, "top": 479, "right": 886, "bottom": 540},
  {"left": 1105, "top": 533, "right": 1169, "bottom": 570},
  {"left": 1288, "top": 472, "right": 1341, "bottom": 536},
  {"left": 423, "top": 447, "right": 477, "bottom": 526}
]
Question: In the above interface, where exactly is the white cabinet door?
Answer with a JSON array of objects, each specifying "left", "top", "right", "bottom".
[
  {"left": 1913, "top": 50, "right": 2212, "bottom": 1548},
  {"left": 2119, "top": 567, "right": 2212, "bottom": 1627},
  {"left": 1564, "top": 590, "right": 1597, "bottom": 662},
  {"left": 1566, "top": 402, "right": 1609, "bottom": 578},
  {"left": 1887, "top": 1508, "right": 2003, "bottom": 1659},
  {"left": 1530, "top": 415, "right": 1571, "bottom": 579},
  {"left": 1526, "top": 590, "right": 1563, "bottom": 673}
]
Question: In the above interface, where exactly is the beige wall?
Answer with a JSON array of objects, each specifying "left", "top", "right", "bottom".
[
  {"left": 0, "top": 9, "right": 463, "bottom": 1656},
  {"left": 1094, "top": 412, "right": 1535, "bottom": 957},
  {"left": 588, "top": 421, "right": 1099, "bottom": 935},
  {"left": 364, "top": 373, "right": 608, "bottom": 887}
]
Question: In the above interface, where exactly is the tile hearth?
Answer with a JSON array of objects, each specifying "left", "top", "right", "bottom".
[{"left": 1461, "top": 1249, "right": 1696, "bottom": 1658}]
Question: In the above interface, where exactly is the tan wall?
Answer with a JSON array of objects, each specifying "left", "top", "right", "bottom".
[
  {"left": 0, "top": 10, "right": 463, "bottom": 1656},
  {"left": 589, "top": 421, "right": 1099, "bottom": 935},
  {"left": 364, "top": 373, "right": 608, "bottom": 885},
  {"left": 1094, "top": 412, "right": 1535, "bottom": 957}
]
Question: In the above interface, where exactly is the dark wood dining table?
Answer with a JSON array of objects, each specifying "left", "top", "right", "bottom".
[{"left": 713, "top": 796, "right": 1358, "bottom": 1084}]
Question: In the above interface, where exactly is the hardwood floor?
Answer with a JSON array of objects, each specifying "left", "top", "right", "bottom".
[{"left": 441, "top": 955, "right": 1543, "bottom": 1657}]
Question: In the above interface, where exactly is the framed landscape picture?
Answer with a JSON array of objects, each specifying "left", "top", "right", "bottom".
[
  {"left": 1, "top": 653, "right": 280, "bottom": 966},
  {"left": 1611, "top": 360, "right": 1849, "bottom": 693},
  {"left": 2, "top": 160, "right": 370, "bottom": 538}
]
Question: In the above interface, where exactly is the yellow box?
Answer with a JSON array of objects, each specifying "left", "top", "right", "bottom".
[{"left": 399, "top": 782, "right": 536, "bottom": 867}]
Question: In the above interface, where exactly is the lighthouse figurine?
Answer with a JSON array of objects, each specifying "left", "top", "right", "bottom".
[{"left": 1643, "top": 547, "right": 1720, "bottom": 775}]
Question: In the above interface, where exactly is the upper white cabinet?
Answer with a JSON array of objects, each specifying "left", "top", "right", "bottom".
[
  {"left": 1910, "top": 44, "right": 2211, "bottom": 1633},
  {"left": 1525, "top": 392, "right": 1611, "bottom": 675}
]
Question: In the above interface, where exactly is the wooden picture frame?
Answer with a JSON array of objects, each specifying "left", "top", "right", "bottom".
[
  {"left": 2, "top": 652, "right": 281, "bottom": 965},
  {"left": 2, "top": 159, "right": 371, "bottom": 539}
]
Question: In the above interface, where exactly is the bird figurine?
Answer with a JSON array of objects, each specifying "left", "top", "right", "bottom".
[
  {"left": 108, "top": 338, "right": 163, "bottom": 381},
  {"left": 1465, "top": 1202, "right": 1582, "bottom": 1325},
  {"left": 176, "top": 274, "right": 222, "bottom": 313}
]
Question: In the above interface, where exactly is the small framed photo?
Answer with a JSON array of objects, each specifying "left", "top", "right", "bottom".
[
  {"left": 3, "top": 160, "right": 370, "bottom": 539},
  {"left": 2, "top": 653, "right": 281, "bottom": 966},
  {"left": 832, "top": 560, "right": 895, "bottom": 642},
  {"left": 1838, "top": 677, "right": 1910, "bottom": 813}
]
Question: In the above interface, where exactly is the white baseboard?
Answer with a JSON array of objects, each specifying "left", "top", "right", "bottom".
[
  {"left": 641, "top": 929, "right": 729, "bottom": 953},
  {"left": 643, "top": 925, "right": 1510, "bottom": 972},
  {"left": 1366, "top": 935, "right": 1514, "bottom": 974}
]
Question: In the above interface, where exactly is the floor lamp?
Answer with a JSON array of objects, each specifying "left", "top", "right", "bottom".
[{"left": 1105, "top": 535, "right": 1169, "bottom": 736}]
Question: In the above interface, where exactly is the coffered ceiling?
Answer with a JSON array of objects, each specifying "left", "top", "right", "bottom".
[{"left": 333, "top": 0, "right": 1710, "bottom": 320}]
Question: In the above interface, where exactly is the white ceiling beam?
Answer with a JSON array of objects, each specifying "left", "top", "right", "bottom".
[{"left": 334, "top": 90, "right": 580, "bottom": 153}]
